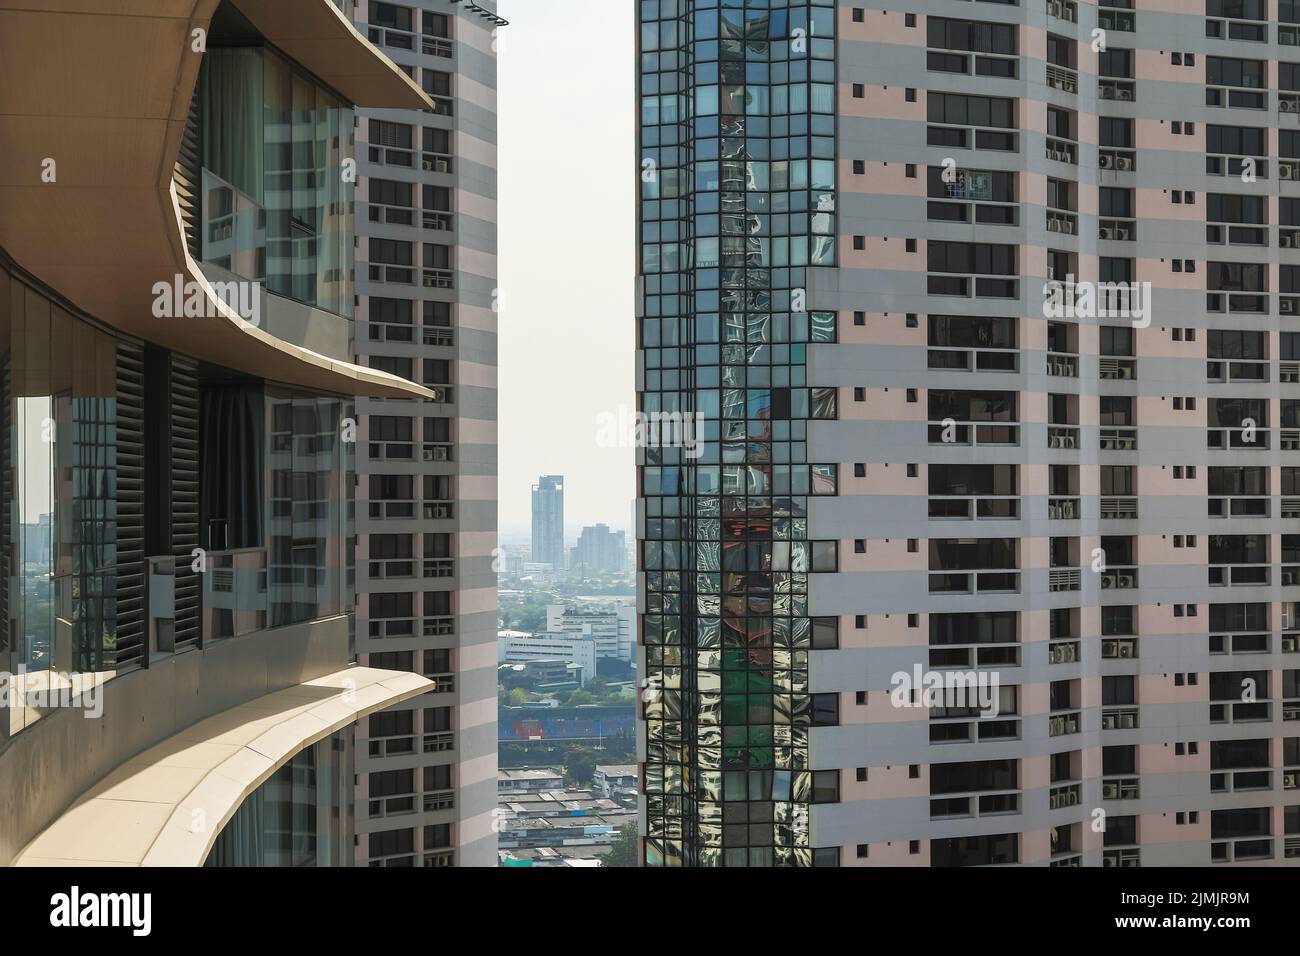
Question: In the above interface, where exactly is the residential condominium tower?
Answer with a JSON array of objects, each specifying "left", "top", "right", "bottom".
[
  {"left": 636, "top": 0, "right": 1300, "bottom": 867},
  {"left": 350, "top": 0, "right": 503, "bottom": 867},
  {"left": 0, "top": 0, "right": 434, "bottom": 866},
  {"left": 532, "top": 474, "right": 566, "bottom": 568}
]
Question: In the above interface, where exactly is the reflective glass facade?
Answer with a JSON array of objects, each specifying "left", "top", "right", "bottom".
[
  {"left": 637, "top": 0, "right": 839, "bottom": 867},
  {"left": 205, "top": 728, "right": 356, "bottom": 867},
  {"left": 199, "top": 46, "right": 356, "bottom": 317}
]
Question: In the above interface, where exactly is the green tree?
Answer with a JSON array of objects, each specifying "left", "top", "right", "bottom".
[
  {"left": 565, "top": 746, "right": 598, "bottom": 786},
  {"left": 507, "top": 687, "right": 528, "bottom": 706},
  {"left": 602, "top": 822, "right": 639, "bottom": 867},
  {"left": 565, "top": 689, "right": 595, "bottom": 706}
]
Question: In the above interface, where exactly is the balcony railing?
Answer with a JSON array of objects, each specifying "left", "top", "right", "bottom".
[{"left": 1100, "top": 497, "right": 1138, "bottom": 519}]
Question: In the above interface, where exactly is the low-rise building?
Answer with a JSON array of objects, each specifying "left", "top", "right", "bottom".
[{"left": 498, "top": 768, "right": 564, "bottom": 794}]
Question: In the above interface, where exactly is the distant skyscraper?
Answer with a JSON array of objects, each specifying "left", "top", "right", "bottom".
[
  {"left": 531, "top": 475, "right": 565, "bottom": 568},
  {"left": 571, "top": 523, "right": 627, "bottom": 574}
]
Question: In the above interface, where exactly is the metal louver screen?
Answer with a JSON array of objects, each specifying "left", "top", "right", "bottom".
[
  {"left": 0, "top": 360, "right": 9, "bottom": 656},
  {"left": 114, "top": 343, "right": 145, "bottom": 669},
  {"left": 173, "top": 89, "right": 203, "bottom": 261},
  {"left": 171, "top": 356, "right": 201, "bottom": 649}
]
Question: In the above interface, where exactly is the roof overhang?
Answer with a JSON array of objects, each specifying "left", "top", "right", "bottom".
[
  {"left": 14, "top": 667, "right": 433, "bottom": 866},
  {"left": 0, "top": 0, "right": 432, "bottom": 399},
  {"left": 230, "top": 0, "right": 433, "bottom": 110}
]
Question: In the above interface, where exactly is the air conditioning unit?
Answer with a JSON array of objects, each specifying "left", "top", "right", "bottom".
[
  {"left": 1121, "top": 713, "right": 1136, "bottom": 729},
  {"left": 1117, "top": 89, "right": 1133, "bottom": 101},
  {"left": 1118, "top": 643, "right": 1134, "bottom": 658},
  {"left": 1284, "top": 299, "right": 1298, "bottom": 315},
  {"left": 1099, "top": 153, "right": 1113, "bottom": 169},
  {"left": 1048, "top": 217, "right": 1061, "bottom": 232},
  {"left": 1049, "top": 0, "right": 1063, "bottom": 16},
  {"left": 1285, "top": 772, "right": 1299, "bottom": 789},
  {"left": 421, "top": 158, "right": 435, "bottom": 170},
  {"left": 435, "top": 159, "right": 450, "bottom": 173},
  {"left": 1116, "top": 157, "right": 1133, "bottom": 171},
  {"left": 1103, "top": 782, "right": 1119, "bottom": 799},
  {"left": 432, "top": 505, "right": 451, "bottom": 519},
  {"left": 1117, "top": 228, "right": 1131, "bottom": 240},
  {"left": 1283, "top": 164, "right": 1296, "bottom": 180},
  {"left": 1285, "top": 100, "right": 1300, "bottom": 113},
  {"left": 1100, "top": 86, "right": 1116, "bottom": 100},
  {"left": 1284, "top": 636, "right": 1298, "bottom": 652},
  {"left": 430, "top": 446, "right": 450, "bottom": 461},
  {"left": 1283, "top": 234, "right": 1295, "bottom": 248},
  {"left": 1099, "top": 227, "right": 1115, "bottom": 240}
]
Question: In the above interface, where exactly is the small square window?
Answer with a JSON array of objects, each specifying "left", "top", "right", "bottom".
[
  {"left": 905, "top": 88, "right": 916, "bottom": 103},
  {"left": 905, "top": 12, "right": 916, "bottom": 27},
  {"left": 1172, "top": 121, "right": 1182, "bottom": 134},
  {"left": 854, "top": 463, "right": 866, "bottom": 478},
  {"left": 853, "top": 8, "right": 865, "bottom": 22},
  {"left": 908, "top": 840, "right": 920, "bottom": 854},
  {"left": 856, "top": 767, "right": 867, "bottom": 782},
  {"left": 1175, "top": 672, "right": 1185, "bottom": 686},
  {"left": 907, "top": 539, "right": 918, "bottom": 553},
  {"left": 1173, "top": 465, "right": 1183, "bottom": 478},
  {"left": 1177, "top": 812, "right": 1186, "bottom": 824},
  {"left": 1185, "top": 122, "right": 1195, "bottom": 134},
  {"left": 905, "top": 313, "right": 918, "bottom": 328},
  {"left": 1184, "top": 191, "right": 1194, "bottom": 203},
  {"left": 1186, "top": 396, "right": 1196, "bottom": 409},
  {"left": 853, "top": 235, "right": 865, "bottom": 251},
  {"left": 1185, "top": 260, "right": 1196, "bottom": 273},
  {"left": 854, "top": 310, "right": 866, "bottom": 326},
  {"left": 854, "top": 539, "right": 866, "bottom": 554},
  {"left": 908, "top": 613, "right": 918, "bottom": 627},
  {"left": 1187, "top": 465, "right": 1197, "bottom": 478},
  {"left": 1187, "top": 535, "right": 1196, "bottom": 547},
  {"left": 853, "top": 387, "right": 865, "bottom": 402},
  {"left": 906, "top": 388, "right": 918, "bottom": 402},
  {"left": 1188, "top": 671, "right": 1198, "bottom": 683},
  {"left": 1176, "top": 742, "right": 1185, "bottom": 755},
  {"left": 1172, "top": 328, "right": 1182, "bottom": 341},
  {"left": 1190, "top": 741, "right": 1199, "bottom": 754},
  {"left": 1172, "top": 191, "right": 1182, "bottom": 204},
  {"left": 852, "top": 83, "right": 865, "bottom": 98},
  {"left": 1186, "top": 54, "right": 1196, "bottom": 67},
  {"left": 855, "top": 690, "right": 867, "bottom": 705},
  {"left": 856, "top": 843, "right": 868, "bottom": 858},
  {"left": 907, "top": 463, "right": 918, "bottom": 478},
  {"left": 905, "top": 238, "right": 917, "bottom": 253},
  {"left": 908, "top": 764, "right": 919, "bottom": 779},
  {"left": 1190, "top": 811, "right": 1199, "bottom": 822},
  {"left": 1174, "top": 534, "right": 1183, "bottom": 546},
  {"left": 1173, "top": 397, "right": 1183, "bottom": 409},
  {"left": 853, "top": 159, "right": 865, "bottom": 175},
  {"left": 905, "top": 163, "right": 917, "bottom": 178},
  {"left": 1173, "top": 261, "right": 1182, "bottom": 273},
  {"left": 1172, "top": 52, "right": 1182, "bottom": 65},
  {"left": 855, "top": 615, "right": 866, "bottom": 629},
  {"left": 1174, "top": 604, "right": 1184, "bottom": 617}
]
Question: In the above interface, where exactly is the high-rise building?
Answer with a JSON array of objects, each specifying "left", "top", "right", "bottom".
[
  {"left": 0, "top": 0, "right": 434, "bottom": 866},
  {"left": 531, "top": 474, "right": 565, "bottom": 568},
  {"left": 637, "top": 0, "right": 1300, "bottom": 867},
  {"left": 571, "top": 523, "right": 628, "bottom": 574},
  {"left": 351, "top": 0, "right": 504, "bottom": 868},
  {"left": 547, "top": 604, "right": 637, "bottom": 663}
]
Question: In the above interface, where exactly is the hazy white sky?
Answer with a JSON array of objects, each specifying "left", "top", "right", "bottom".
[{"left": 497, "top": 0, "right": 636, "bottom": 546}]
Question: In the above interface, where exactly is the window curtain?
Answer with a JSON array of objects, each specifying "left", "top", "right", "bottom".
[
  {"left": 201, "top": 48, "right": 265, "bottom": 202},
  {"left": 200, "top": 386, "right": 264, "bottom": 551}
]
